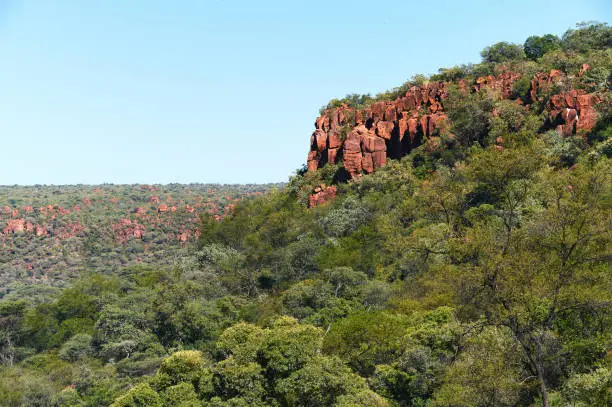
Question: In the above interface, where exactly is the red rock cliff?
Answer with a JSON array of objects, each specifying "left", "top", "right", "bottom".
[{"left": 307, "top": 69, "right": 603, "bottom": 178}]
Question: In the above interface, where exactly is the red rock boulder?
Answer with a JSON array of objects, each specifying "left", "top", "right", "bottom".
[{"left": 308, "top": 185, "right": 338, "bottom": 208}]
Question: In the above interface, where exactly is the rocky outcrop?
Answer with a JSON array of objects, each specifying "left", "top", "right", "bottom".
[
  {"left": 177, "top": 230, "right": 190, "bottom": 242},
  {"left": 530, "top": 69, "right": 563, "bottom": 103},
  {"left": 308, "top": 81, "right": 452, "bottom": 178},
  {"left": 35, "top": 224, "right": 48, "bottom": 237},
  {"left": 3, "top": 219, "right": 25, "bottom": 234},
  {"left": 547, "top": 90, "right": 600, "bottom": 137},
  {"left": 308, "top": 185, "right": 337, "bottom": 207},
  {"left": 2, "top": 219, "right": 49, "bottom": 236},
  {"left": 307, "top": 69, "right": 604, "bottom": 178},
  {"left": 112, "top": 219, "right": 145, "bottom": 243},
  {"left": 474, "top": 71, "right": 521, "bottom": 97},
  {"left": 530, "top": 66, "right": 601, "bottom": 136},
  {"left": 56, "top": 222, "right": 86, "bottom": 239}
]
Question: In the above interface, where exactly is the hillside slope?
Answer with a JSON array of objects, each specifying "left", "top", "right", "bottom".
[
  {"left": 0, "top": 184, "right": 277, "bottom": 293},
  {"left": 0, "top": 22, "right": 609, "bottom": 407}
]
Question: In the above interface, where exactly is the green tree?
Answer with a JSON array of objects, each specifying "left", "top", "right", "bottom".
[
  {"left": 275, "top": 355, "right": 371, "bottom": 407},
  {"left": 93, "top": 306, "right": 150, "bottom": 361},
  {"left": 433, "top": 327, "right": 524, "bottom": 407},
  {"left": 162, "top": 382, "right": 200, "bottom": 407},
  {"left": 523, "top": 34, "right": 562, "bottom": 60},
  {"left": 110, "top": 383, "right": 162, "bottom": 407},
  {"left": 457, "top": 160, "right": 610, "bottom": 407},
  {"left": 480, "top": 42, "right": 525, "bottom": 63},
  {"left": 257, "top": 316, "right": 324, "bottom": 379},
  {"left": 334, "top": 390, "right": 390, "bottom": 407},
  {"left": 58, "top": 333, "right": 93, "bottom": 362},
  {"left": 157, "top": 350, "right": 209, "bottom": 387},
  {"left": 212, "top": 358, "right": 265, "bottom": 403},
  {"left": 561, "top": 366, "right": 612, "bottom": 406},
  {"left": 22, "top": 303, "right": 59, "bottom": 351},
  {"left": 216, "top": 322, "right": 265, "bottom": 364},
  {"left": 444, "top": 86, "right": 495, "bottom": 148},
  {"left": 323, "top": 311, "right": 407, "bottom": 375},
  {"left": 562, "top": 22, "right": 612, "bottom": 52}
]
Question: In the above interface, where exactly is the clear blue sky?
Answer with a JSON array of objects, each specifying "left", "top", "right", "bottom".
[{"left": 0, "top": 1, "right": 609, "bottom": 185}]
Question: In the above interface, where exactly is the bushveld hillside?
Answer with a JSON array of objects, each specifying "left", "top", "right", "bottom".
[
  {"left": 0, "top": 184, "right": 277, "bottom": 293},
  {"left": 0, "top": 22, "right": 610, "bottom": 407}
]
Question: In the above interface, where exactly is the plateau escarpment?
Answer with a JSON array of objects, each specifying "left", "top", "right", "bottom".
[{"left": 307, "top": 65, "right": 603, "bottom": 178}]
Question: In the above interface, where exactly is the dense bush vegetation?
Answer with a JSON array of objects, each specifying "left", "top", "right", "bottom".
[
  {"left": 0, "top": 184, "right": 277, "bottom": 295},
  {"left": 0, "top": 22, "right": 610, "bottom": 407}
]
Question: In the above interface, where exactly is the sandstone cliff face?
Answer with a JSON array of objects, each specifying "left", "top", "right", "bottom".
[
  {"left": 307, "top": 69, "right": 603, "bottom": 178},
  {"left": 307, "top": 81, "right": 451, "bottom": 178},
  {"left": 548, "top": 90, "right": 600, "bottom": 137},
  {"left": 529, "top": 67, "right": 601, "bottom": 137}
]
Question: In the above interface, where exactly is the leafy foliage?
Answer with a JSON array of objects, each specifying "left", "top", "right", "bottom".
[
  {"left": 0, "top": 22, "right": 610, "bottom": 407},
  {"left": 480, "top": 41, "right": 526, "bottom": 63}
]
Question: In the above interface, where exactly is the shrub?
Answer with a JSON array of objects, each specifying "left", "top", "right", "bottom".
[
  {"left": 158, "top": 350, "right": 208, "bottom": 385},
  {"left": 542, "top": 130, "right": 588, "bottom": 167},
  {"left": 319, "top": 196, "right": 370, "bottom": 237},
  {"left": 275, "top": 356, "right": 369, "bottom": 407},
  {"left": 561, "top": 367, "right": 612, "bottom": 407},
  {"left": 110, "top": 383, "right": 162, "bottom": 407},
  {"left": 162, "top": 382, "right": 200, "bottom": 407},
  {"left": 480, "top": 42, "right": 525, "bottom": 63},
  {"left": 58, "top": 333, "right": 93, "bottom": 362},
  {"left": 524, "top": 34, "right": 562, "bottom": 60}
]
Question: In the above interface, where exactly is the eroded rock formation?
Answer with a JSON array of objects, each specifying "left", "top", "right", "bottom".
[
  {"left": 308, "top": 185, "right": 337, "bottom": 207},
  {"left": 3, "top": 219, "right": 25, "bottom": 234},
  {"left": 308, "top": 81, "right": 452, "bottom": 178},
  {"left": 307, "top": 68, "right": 604, "bottom": 178},
  {"left": 112, "top": 218, "right": 145, "bottom": 243},
  {"left": 548, "top": 90, "right": 600, "bottom": 137}
]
